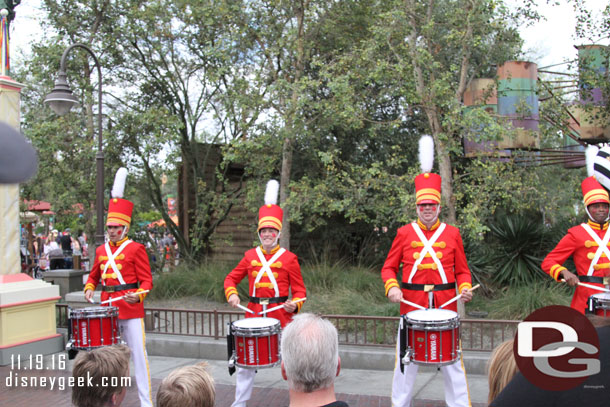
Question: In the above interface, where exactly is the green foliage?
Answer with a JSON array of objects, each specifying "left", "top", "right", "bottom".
[
  {"left": 487, "top": 213, "right": 549, "bottom": 285},
  {"left": 149, "top": 261, "right": 236, "bottom": 303},
  {"left": 472, "top": 212, "right": 550, "bottom": 286},
  {"left": 474, "top": 282, "right": 572, "bottom": 320},
  {"left": 18, "top": 0, "right": 598, "bottom": 275},
  {"left": 150, "top": 259, "right": 389, "bottom": 315},
  {"left": 150, "top": 259, "right": 572, "bottom": 320}
]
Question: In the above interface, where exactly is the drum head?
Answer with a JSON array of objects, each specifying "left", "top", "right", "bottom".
[
  {"left": 591, "top": 293, "right": 610, "bottom": 301},
  {"left": 233, "top": 317, "right": 280, "bottom": 329},
  {"left": 406, "top": 308, "right": 457, "bottom": 322}
]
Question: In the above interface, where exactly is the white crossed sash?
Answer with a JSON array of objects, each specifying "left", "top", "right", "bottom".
[
  {"left": 253, "top": 246, "right": 285, "bottom": 297},
  {"left": 102, "top": 240, "right": 132, "bottom": 285},
  {"left": 581, "top": 224, "right": 610, "bottom": 276},
  {"left": 407, "top": 223, "right": 448, "bottom": 284}
]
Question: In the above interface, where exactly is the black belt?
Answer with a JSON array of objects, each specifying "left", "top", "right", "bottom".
[
  {"left": 579, "top": 276, "right": 610, "bottom": 284},
  {"left": 102, "top": 283, "right": 139, "bottom": 292},
  {"left": 401, "top": 282, "right": 456, "bottom": 291},
  {"left": 249, "top": 296, "right": 288, "bottom": 304}
]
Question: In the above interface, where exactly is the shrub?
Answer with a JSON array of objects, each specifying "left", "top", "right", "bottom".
[{"left": 484, "top": 212, "right": 550, "bottom": 286}]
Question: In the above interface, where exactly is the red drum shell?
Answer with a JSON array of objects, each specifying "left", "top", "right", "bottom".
[
  {"left": 231, "top": 317, "right": 281, "bottom": 369},
  {"left": 404, "top": 309, "right": 460, "bottom": 366},
  {"left": 69, "top": 306, "right": 120, "bottom": 350}
]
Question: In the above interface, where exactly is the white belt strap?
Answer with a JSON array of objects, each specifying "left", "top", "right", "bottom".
[
  {"left": 581, "top": 224, "right": 610, "bottom": 276},
  {"left": 407, "top": 223, "right": 448, "bottom": 284},
  {"left": 102, "top": 240, "right": 132, "bottom": 285},
  {"left": 253, "top": 247, "right": 285, "bottom": 297}
]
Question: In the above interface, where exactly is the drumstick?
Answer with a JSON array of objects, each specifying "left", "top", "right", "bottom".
[
  {"left": 438, "top": 284, "right": 480, "bottom": 309},
  {"left": 258, "top": 297, "right": 307, "bottom": 315},
  {"left": 236, "top": 303, "right": 256, "bottom": 314},
  {"left": 561, "top": 279, "right": 610, "bottom": 293},
  {"left": 100, "top": 290, "right": 150, "bottom": 305},
  {"left": 400, "top": 298, "right": 426, "bottom": 310}
]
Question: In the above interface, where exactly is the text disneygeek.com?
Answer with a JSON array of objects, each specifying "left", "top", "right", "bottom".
[{"left": 5, "top": 371, "right": 131, "bottom": 391}]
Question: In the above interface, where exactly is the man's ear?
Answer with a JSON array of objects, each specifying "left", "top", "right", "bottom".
[
  {"left": 336, "top": 356, "right": 341, "bottom": 377},
  {"left": 281, "top": 360, "right": 288, "bottom": 381}
]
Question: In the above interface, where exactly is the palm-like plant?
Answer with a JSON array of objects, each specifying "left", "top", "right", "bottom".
[{"left": 486, "top": 212, "right": 549, "bottom": 286}]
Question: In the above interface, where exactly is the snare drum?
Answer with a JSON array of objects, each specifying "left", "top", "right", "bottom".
[
  {"left": 403, "top": 308, "right": 460, "bottom": 366},
  {"left": 587, "top": 293, "right": 610, "bottom": 316},
  {"left": 229, "top": 317, "right": 281, "bottom": 369},
  {"left": 67, "top": 306, "right": 121, "bottom": 350}
]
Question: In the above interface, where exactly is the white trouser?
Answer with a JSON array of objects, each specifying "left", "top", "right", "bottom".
[
  {"left": 232, "top": 367, "right": 257, "bottom": 407},
  {"left": 391, "top": 326, "right": 471, "bottom": 407},
  {"left": 119, "top": 318, "right": 153, "bottom": 407}
]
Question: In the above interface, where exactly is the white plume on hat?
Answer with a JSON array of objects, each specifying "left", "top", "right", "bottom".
[
  {"left": 419, "top": 135, "right": 435, "bottom": 173},
  {"left": 264, "top": 179, "right": 280, "bottom": 205},
  {"left": 111, "top": 167, "right": 128, "bottom": 199},
  {"left": 586, "top": 144, "right": 599, "bottom": 177}
]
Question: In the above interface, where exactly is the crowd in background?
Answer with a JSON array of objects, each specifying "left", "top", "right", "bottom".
[{"left": 20, "top": 227, "right": 89, "bottom": 275}]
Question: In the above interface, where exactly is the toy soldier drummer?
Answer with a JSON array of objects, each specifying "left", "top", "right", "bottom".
[
  {"left": 84, "top": 168, "right": 154, "bottom": 407},
  {"left": 224, "top": 179, "right": 307, "bottom": 407},
  {"left": 381, "top": 136, "right": 474, "bottom": 407},
  {"left": 542, "top": 173, "right": 610, "bottom": 314}
]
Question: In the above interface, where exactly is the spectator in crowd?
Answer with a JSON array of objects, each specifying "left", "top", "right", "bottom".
[
  {"left": 60, "top": 227, "right": 73, "bottom": 268},
  {"left": 156, "top": 362, "right": 215, "bottom": 407},
  {"left": 487, "top": 340, "right": 518, "bottom": 403},
  {"left": 72, "top": 344, "right": 131, "bottom": 407},
  {"left": 490, "top": 316, "right": 610, "bottom": 406},
  {"left": 47, "top": 234, "right": 65, "bottom": 270},
  {"left": 281, "top": 313, "right": 347, "bottom": 407}
]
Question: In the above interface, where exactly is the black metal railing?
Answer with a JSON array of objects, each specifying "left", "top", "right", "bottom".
[{"left": 56, "top": 304, "right": 518, "bottom": 351}]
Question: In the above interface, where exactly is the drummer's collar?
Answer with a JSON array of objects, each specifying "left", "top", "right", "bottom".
[
  {"left": 260, "top": 245, "right": 280, "bottom": 255},
  {"left": 586, "top": 219, "right": 608, "bottom": 231},
  {"left": 417, "top": 219, "right": 441, "bottom": 231},
  {"left": 108, "top": 237, "right": 129, "bottom": 246}
]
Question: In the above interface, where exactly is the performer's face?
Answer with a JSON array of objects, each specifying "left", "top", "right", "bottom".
[
  {"left": 259, "top": 228, "right": 279, "bottom": 247},
  {"left": 107, "top": 225, "right": 125, "bottom": 242},
  {"left": 588, "top": 202, "right": 609, "bottom": 223},
  {"left": 417, "top": 203, "right": 440, "bottom": 225}
]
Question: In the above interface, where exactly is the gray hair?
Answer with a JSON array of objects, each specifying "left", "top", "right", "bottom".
[{"left": 281, "top": 313, "right": 339, "bottom": 393}]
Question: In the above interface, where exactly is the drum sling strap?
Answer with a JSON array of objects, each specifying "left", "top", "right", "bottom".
[
  {"left": 399, "top": 316, "right": 407, "bottom": 373},
  {"left": 227, "top": 325, "right": 236, "bottom": 375}
]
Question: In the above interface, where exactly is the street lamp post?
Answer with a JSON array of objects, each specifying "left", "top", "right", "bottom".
[{"left": 44, "top": 44, "right": 105, "bottom": 250}]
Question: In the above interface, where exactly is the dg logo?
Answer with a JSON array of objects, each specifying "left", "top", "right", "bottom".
[{"left": 514, "top": 305, "right": 600, "bottom": 391}]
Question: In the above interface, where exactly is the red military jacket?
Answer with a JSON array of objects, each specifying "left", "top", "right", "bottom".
[
  {"left": 541, "top": 220, "right": 610, "bottom": 314},
  {"left": 224, "top": 245, "right": 306, "bottom": 327},
  {"left": 381, "top": 219, "right": 472, "bottom": 314},
  {"left": 85, "top": 238, "right": 153, "bottom": 319}
]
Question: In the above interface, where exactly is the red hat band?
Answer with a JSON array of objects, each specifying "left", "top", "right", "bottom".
[
  {"left": 415, "top": 173, "right": 442, "bottom": 204},
  {"left": 107, "top": 198, "right": 134, "bottom": 227},
  {"left": 582, "top": 176, "right": 609, "bottom": 207},
  {"left": 258, "top": 204, "right": 283, "bottom": 231}
]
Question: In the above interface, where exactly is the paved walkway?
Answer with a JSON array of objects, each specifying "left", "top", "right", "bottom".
[{"left": 1, "top": 353, "right": 489, "bottom": 406}]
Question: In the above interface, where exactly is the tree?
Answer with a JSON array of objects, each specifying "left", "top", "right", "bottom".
[{"left": 20, "top": 0, "right": 261, "bottom": 260}]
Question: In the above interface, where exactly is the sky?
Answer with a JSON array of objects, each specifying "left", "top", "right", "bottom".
[
  {"left": 6, "top": 1, "right": 609, "bottom": 73},
  {"left": 514, "top": 0, "right": 608, "bottom": 70}
]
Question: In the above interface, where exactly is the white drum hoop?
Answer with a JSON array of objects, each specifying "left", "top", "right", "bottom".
[{"left": 69, "top": 306, "right": 119, "bottom": 319}]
